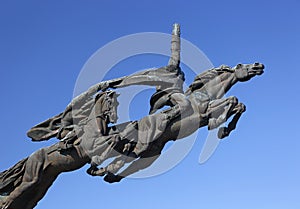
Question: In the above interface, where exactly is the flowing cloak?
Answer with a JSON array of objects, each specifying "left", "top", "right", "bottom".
[
  {"left": 26, "top": 101, "right": 94, "bottom": 142},
  {"left": 109, "top": 65, "right": 185, "bottom": 113},
  {"left": 110, "top": 65, "right": 184, "bottom": 90},
  {"left": 27, "top": 66, "right": 183, "bottom": 141},
  {"left": 26, "top": 81, "right": 114, "bottom": 141}
]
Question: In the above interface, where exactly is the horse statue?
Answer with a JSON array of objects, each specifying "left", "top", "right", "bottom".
[
  {"left": 0, "top": 23, "right": 186, "bottom": 209},
  {"left": 0, "top": 91, "right": 120, "bottom": 209},
  {"left": 0, "top": 62, "right": 264, "bottom": 208},
  {"left": 90, "top": 62, "right": 265, "bottom": 183},
  {"left": 0, "top": 21, "right": 265, "bottom": 208}
]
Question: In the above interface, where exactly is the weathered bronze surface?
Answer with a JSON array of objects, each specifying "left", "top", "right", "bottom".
[{"left": 0, "top": 24, "right": 264, "bottom": 209}]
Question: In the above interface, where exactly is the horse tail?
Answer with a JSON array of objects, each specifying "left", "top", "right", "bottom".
[{"left": 0, "top": 157, "right": 28, "bottom": 195}]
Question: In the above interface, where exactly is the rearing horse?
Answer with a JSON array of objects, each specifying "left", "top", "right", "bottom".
[
  {"left": 0, "top": 63, "right": 265, "bottom": 208},
  {"left": 0, "top": 91, "right": 119, "bottom": 209},
  {"left": 99, "top": 62, "right": 265, "bottom": 183},
  {"left": 187, "top": 62, "right": 264, "bottom": 138}
]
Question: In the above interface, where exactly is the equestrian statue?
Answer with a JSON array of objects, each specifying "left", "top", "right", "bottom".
[{"left": 0, "top": 24, "right": 264, "bottom": 209}]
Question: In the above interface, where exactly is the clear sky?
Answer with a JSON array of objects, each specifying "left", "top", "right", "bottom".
[{"left": 1, "top": 0, "right": 300, "bottom": 209}]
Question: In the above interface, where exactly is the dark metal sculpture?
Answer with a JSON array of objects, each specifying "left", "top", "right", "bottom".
[
  {"left": 0, "top": 91, "right": 120, "bottom": 209},
  {"left": 0, "top": 24, "right": 264, "bottom": 209},
  {"left": 93, "top": 62, "right": 264, "bottom": 183}
]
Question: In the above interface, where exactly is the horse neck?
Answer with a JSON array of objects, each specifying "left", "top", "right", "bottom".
[
  {"left": 202, "top": 71, "right": 238, "bottom": 99},
  {"left": 92, "top": 95, "right": 110, "bottom": 136},
  {"left": 98, "top": 117, "right": 108, "bottom": 136}
]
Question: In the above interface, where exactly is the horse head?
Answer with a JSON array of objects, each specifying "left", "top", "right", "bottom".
[
  {"left": 234, "top": 62, "right": 264, "bottom": 82},
  {"left": 107, "top": 91, "right": 120, "bottom": 124},
  {"left": 95, "top": 91, "right": 120, "bottom": 124}
]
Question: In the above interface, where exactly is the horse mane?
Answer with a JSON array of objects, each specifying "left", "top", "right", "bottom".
[
  {"left": 94, "top": 91, "right": 116, "bottom": 111},
  {"left": 198, "top": 65, "right": 234, "bottom": 79},
  {"left": 186, "top": 65, "right": 234, "bottom": 94}
]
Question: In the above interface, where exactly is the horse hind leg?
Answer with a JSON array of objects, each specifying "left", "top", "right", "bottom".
[
  {"left": 218, "top": 103, "right": 246, "bottom": 139},
  {"left": 25, "top": 173, "right": 59, "bottom": 209},
  {"left": 0, "top": 195, "right": 8, "bottom": 208},
  {"left": 2, "top": 176, "right": 42, "bottom": 209},
  {"left": 2, "top": 149, "right": 45, "bottom": 209}
]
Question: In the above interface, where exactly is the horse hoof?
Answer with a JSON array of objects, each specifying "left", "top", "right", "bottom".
[
  {"left": 94, "top": 168, "right": 107, "bottom": 176},
  {"left": 86, "top": 166, "right": 99, "bottom": 176},
  {"left": 218, "top": 127, "right": 229, "bottom": 139},
  {"left": 104, "top": 173, "right": 122, "bottom": 183}
]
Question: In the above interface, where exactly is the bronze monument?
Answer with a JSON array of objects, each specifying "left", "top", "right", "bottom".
[{"left": 0, "top": 24, "right": 264, "bottom": 209}]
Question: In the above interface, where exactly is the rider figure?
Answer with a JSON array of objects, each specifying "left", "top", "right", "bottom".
[
  {"left": 150, "top": 23, "right": 191, "bottom": 119},
  {"left": 86, "top": 23, "right": 192, "bottom": 177}
]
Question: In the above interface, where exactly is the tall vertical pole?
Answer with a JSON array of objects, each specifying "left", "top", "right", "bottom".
[{"left": 168, "top": 23, "right": 181, "bottom": 67}]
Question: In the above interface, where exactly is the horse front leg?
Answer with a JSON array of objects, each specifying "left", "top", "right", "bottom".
[
  {"left": 87, "top": 144, "right": 122, "bottom": 176},
  {"left": 205, "top": 96, "right": 238, "bottom": 130},
  {"left": 217, "top": 102, "right": 246, "bottom": 139}
]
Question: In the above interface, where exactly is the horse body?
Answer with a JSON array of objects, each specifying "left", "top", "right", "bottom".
[
  {"left": 134, "top": 63, "right": 264, "bottom": 149},
  {"left": 102, "top": 63, "right": 264, "bottom": 183},
  {"left": 0, "top": 63, "right": 264, "bottom": 207}
]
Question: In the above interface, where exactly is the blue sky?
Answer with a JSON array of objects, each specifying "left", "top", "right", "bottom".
[{"left": 0, "top": 0, "right": 300, "bottom": 208}]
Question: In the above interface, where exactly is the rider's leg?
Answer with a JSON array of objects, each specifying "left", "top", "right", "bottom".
[
  {"left": 150, "top": 92, "right": 191, "bottom": 117},
  {"left": 149, "top": 94, "right": 170, "bottom": 114},
  {"left": 170, "top": 93, "right": 191, "bottom": 112},
  {"left": 163, "top": 93, "right": 191, "bottom": 120}
]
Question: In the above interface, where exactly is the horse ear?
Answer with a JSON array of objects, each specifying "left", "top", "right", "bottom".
[
  {"left": 95, "top": 92, "right": 103, "bottom": 101},
  {"left": 107, "top": 91, "right": 120, "bottom": 98},
  {"left": 236, "top": 63, "right": 243, "bottom": 69},
  {"left": 106, "top": 91, "right": 113, "bottom": 96}
]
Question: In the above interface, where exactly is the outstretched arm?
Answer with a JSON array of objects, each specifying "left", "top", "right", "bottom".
[{"left": 96, "top": 24, "right": 182, "bottom": 91}]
